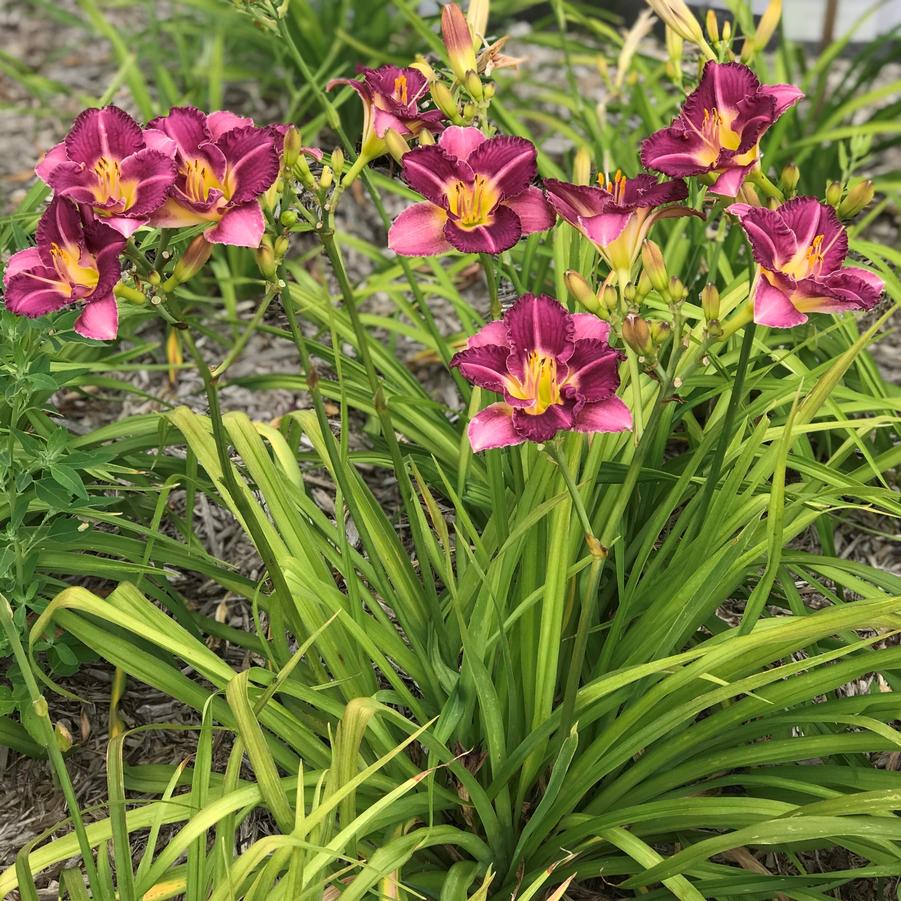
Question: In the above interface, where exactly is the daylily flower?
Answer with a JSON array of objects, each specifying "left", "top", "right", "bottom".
[
  {"left": 451, "top": 293, "right": 632, "bottom": 451},
  {"left": 641, "top": 61, "right": 803, "bottom": 197},
  {"left": 388, "top": 126, "right": 554, "bottom": 256},
  {"left": 35, "top": 105, "right": 177, "bottom": 238},
  {"left": 327, "top": 66, "right": 446, "bottom": 161},
  {"left": 3, "top": 197, "right": 126, "bottom": 340},
  {"left": 728, "top": 197, "right": 884, "bottom": 328},
  {"left": 544, "top": 172, "right": 696, "bottom": 285},
  {"left": 145, "top": 107, "right": 281, "bottom": 248}
]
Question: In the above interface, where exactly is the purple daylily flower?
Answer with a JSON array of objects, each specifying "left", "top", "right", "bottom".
[
  {"left": 451, "top": 293, "right": 632, "bottom": 451},
  {"left": 3, "top": 197, "right": 126, "bottom": 340},
  {"left": 544, "top": 172, "right": 697, "bottom": 283},
  {"left": 641, "top": 61, "right": 804, "bottom": 197},
  {"left": 145, "top": 107, "right": 281, "bottom": 248},
  {"left": 327, "top": 65, "right": 446, "bottom": 160},
  {"left": 728, "top": 197, "right": 884, "bottom": 328},
  {"left": 35, "top": 105, "right": 178, "bottom": 238},
  {"left": 388, "top": 126, "right": 554, "bottom": 256}
]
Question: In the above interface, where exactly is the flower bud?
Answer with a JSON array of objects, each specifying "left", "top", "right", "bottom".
[
  {"left": 665, "top": 27, "right": 684, "bottom": 86},
  {"left": 720, "top": 19, "right": 732, "bottom": 43},
  {"left": 646, "top": 0, "right": 714, "bottom": 57},
  {"left": 430, "top": 81, "right": 459, "bottom": 120},
  {"left": 463, "top": 69, "right": 485, "bottom": 101},
  {"left": 622, "top": 313, "right": 652, "bottom": 356},
  {"left": 779, "top": 162, "right": 800, "bottom": 195},
  {"left": 743, "top": 0, "right": 781, "bottom": 61},
  {"left": 599, "top": 285, "right": 619, "bottom": 318},
  {"left": 418, "top": 129, "right": 436, "bottom": 146},
  {"left": 171, "top": 235, "right": 213, "bottom": 285},
  {"left": 283, "top": 125, "right": 302, "bottom": 168},
  {"left": 573, "top": 147, "right": 591, "bottom": 186},
  {"left": 641, "top": 239, "right": 669, "bottom": 294},
  {"left": 280, "top": 209, "right": 299, "bottom": 227},
  {"left": 700, "top": 283, "right": 720, "bottom": 322},
  {"left": 825, "top": 180, "right": 843, "bottom": 208},
  {"left": 564, "top": 270, "right": 599, "bottom": 313},
  {"left": 384, "top": 127, "right": 411, "bottom": 164},
  {"left": 467, "top": 0, "right": 489, "bottom": 49},
  {"left": 482, "top": 82, "right": 496, "bottom": 99},
  {"left": 667, "top": 275, "right": 686, "bottom": 303},
  {"left": 148, "top": 270, "right": 161, "bottom": 287},
  {"left": 838, "top": 179, "right": 875, "bottom": 219},
  {"left": 636, "top": 270, "right": 652, "bottom": 301},
  {"left": 442, "top": 3, "right": 479, "bottom": 85},
  {"left": 410, "top": 56, "right": 436, "bottom": 82},
  {"left": 705, "top": 9, "right": 719, "bottom": 43},
  {"left": 274, "top": 235, "right": 289, "bottom": 260},
  {"left": 622, "top": 284, "right": 637, "bottom": 304},
  {"left": 331, "top": 148, "right": 344, "bottom": 174},
  {"left": 650, "top": 319, "right": 672, "bottom": 349},
  {"left": 319, "top": 165, "right": 334, "bottom": 191},
  {"left": 256, "top": 244, "right": 277, "bottom": 280},
  {"left": 462, "top": 101, "right": 477, "bottom": 120}
]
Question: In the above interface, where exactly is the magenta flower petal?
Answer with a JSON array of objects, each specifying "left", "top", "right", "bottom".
[
  {"left": 444, "top": 204, "right": 522, "bottom": 254},
  {"left": 729, "top": 205, "right": 793, "bottom": 270},
  {"left": 504, "top": 293, "right": 572, "bottom": 359},
  {"left": 759, "top": 83, "right": 805, "bottom": 117},
  {"left": 753, "top": 275, "right": 807, "bottom": 328},
  {"left": 34, "top": 142, "right": 68, "bottom": 182},
  {"left": 619, "top": 174, "right": 689, "bottom": 208},
  {"left": 572, "top": 395, "right": 633, "bottom": 433},
  {"left": 4, "top": 268, "right": 69, "bottom": 317},
  {"left": 83, "top": 219, "right": 128, "bottom": 299},
  {"left": 147, "top": 106, "right": 210, "bottom": 158},
  {"left": 504, "top": 186, "right": 555, "bottom": 236},
  {"left": 564, "top": 339, "right": 623, "bottom": 401},
  {"left": 37, "top": 197, "right": 88, "bottom": 263},
  {"left": 119, "top": 148, "right": 179, "bottom": 215},
  {"left": 217, "top": 126, "right": 280, "bottom": 203},
  {"left": 439, "top": 125, "right": 487, "bottom": 160},
  {"left": 468, "top": 403, "right": 524, "bottom": 451},
  {"left": 74, "top": 294, "right": 119, "bottom": 340},
  {"left": 467, "top": 135, "right": 537, "bottom": 198},
  {"left": 639, "top": 125, "right": 713, "bottom": 177},
  {"left": 580, "top": 209, "right": 633, "bottom": 247},
  {"left": 401, "top": 145, "right": 466, "bottom": 206},
  {"left": 571, "top": 313, "right": 611, "bottom": 343},
  {"left": 4, "top": 247, "right": 43, "bottom": 284},
  {"left": 388, "top": 202, "right": 451, "bottom": 256},
  {"left": 512, "top": 402, "right": 574, "bottom": 442},
  {"left": 544, "top": 181, "right": 607, "bottom": 219},
  {"left": 203, "top": 201, "right": 265, "bottom": 247},
  {"left": 141, "top": 128, "right": 178, "bottom": 157},
  {"left": 451, "top": 343, "right": 512, "bottom": 393},
  {"left": 839, "top": 266, "right": 885, "bottom": 296},
  {"left": 206, "top": 110, "right": 255, "bottom": 141},
  {"left": 802, "top": 269, "right": 883, "bottom": 311},
  {"left": 466, "top": 319, "right": 509, "bottom": 349},
  {"left": 689, "top": 60, "right": 761, "bottom": 120},
  {"left": 708, "top": 162, "right": 755, "bottom": 197},
  {"left": 65, "top": 106, "right": 143, "bottom": 167},
  {"left": 101, "top": 217, "right": 147, "bottom": 238}
]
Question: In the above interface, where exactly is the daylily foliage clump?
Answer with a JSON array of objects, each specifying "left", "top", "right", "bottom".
[{"left": 2, "top": 0, "right": 900, "bottom": 897}]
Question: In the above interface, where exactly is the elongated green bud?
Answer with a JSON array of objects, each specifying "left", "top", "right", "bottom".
[
  {"left": 442, "top": 3, "right": 479, "bottom": 84},
  {"left": 319, "top": 165, "right": 333, "bottom": 191},
  {"left": 838, "top": 179, "right": 875, "bottom": 219},
  {"left": 463, "top": 69, "right": 484, "bottom": 101},
  {"left": 650, "top": 319, "right": 672, "bottom": 349},
  {"left": 641, "top": 239, "right": 668, "bottom": 294},
  {"left": 384, "top": 128, "right": 411, "bottom": 163},
  {"left": 171, "top": 235, "right": 213, "bottom": 285},
  {"left": 283, "top": 125, "right": 302, "bottom": 168},
  {"left": 256, "top": 244, "right": 277, "bottom": 280},
  {"left": 825, "top": 180, "right": 843, "bottom": 208},
  {"left": 430, "top": 81, "right": 459, "bottom": 119},
  {"left": 700, "top": 283, "right": 720, "bottom": 322},
  {"left": 565, "top": 270, "right": 600, "bottom": 313},
  {"left": 667, "top": 275, "right": 687, "bottom": 303},
  {"left": 418, "top": 129, "right": 436, "bottom": 146},
  {"left": 573, "top": 147, "right": 591, "bottom": 186},
  {"left": 331, "top": 148, "right": 344, "bottom": 174},
  {"left": 779, "top": 163, "right": 800, "bottom": 195}
]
